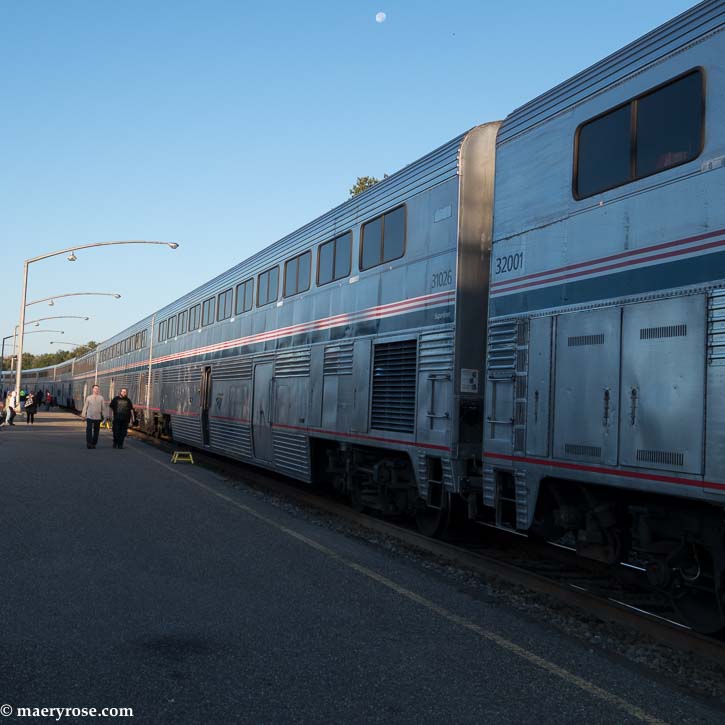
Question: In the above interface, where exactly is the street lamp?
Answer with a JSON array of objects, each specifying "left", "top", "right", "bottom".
[
  {"left": 49, "top": 341, "right": 85, "bottom": 348},
  {"left": 26, "top": 292, "right": 122, "bottom": 307},
  {"left": 14, "top": 240, "right": 179, "bottom": 395}
]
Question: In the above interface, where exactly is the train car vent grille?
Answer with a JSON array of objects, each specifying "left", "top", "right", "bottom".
[
  {"left": 275, "top": 349, "right": 311, "bottom": 377},
  {"left": 568, "top": 334, "right": 604, "bottom": 346},
  {"left": 640, "top": 324, "right": 687, "bottom": 340},
  {"left": 564, "top": 443, "right": 602, "bottom": 458},
  {"left": 371, "top": 339, "right": 417, "bottom": 433},
  {"left": 636, "top": 449, "right": 684, "bottom": 467},
  {"left": 324, "top": 343, "right": 354, "bottom": 375}
]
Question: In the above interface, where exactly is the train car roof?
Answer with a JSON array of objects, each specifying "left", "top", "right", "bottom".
[{"left": 498, "top": 0, "right": 724, "bottom": 145}]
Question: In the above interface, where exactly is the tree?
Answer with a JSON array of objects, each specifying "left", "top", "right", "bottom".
[{"left": 349, "top": 176, "right": 380, "bottom": 197}]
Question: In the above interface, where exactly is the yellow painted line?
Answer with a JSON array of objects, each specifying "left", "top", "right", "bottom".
[{"left": 134, "top": 446, "right": 669, "bottom": 725}]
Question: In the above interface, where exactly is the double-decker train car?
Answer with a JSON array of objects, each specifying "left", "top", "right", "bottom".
[
  {"left": 87, "top": 122, "right": 499, "bottom": 536},
  {"left": 9, "top": 1, "right": 725, "bottom": 632},
  {"left": 483, "top": 1, "right": 725, "bottom": 631}
]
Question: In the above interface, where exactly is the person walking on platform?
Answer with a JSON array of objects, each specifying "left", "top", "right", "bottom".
[
  {"left": 2, "top": 390, "right": 17, "bottom": 426},
  {"left": 24, "top": 391, "right": 37, "bottom": 425},
  {"left": 81, "top": 384, "right": 105, "bottom": 449},
  {"left": 109, "top": 388, "right": 135, "bottom": 449},
  {"left": 45, "top": 390, "right": 52, "bottom": 411}
]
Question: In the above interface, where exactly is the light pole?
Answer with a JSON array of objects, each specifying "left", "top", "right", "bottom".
[
  {"left": 10, "top": 315, "right": 90, "bottom": 371},
  {"left": 14, "top": 240, "right": 178, "bottom": 395},
  {"left": 26, "top": 292, "right": 122, "bottom": 307},
  {"left": 49, "top": 341, "right": 85, "bottom": 348}
]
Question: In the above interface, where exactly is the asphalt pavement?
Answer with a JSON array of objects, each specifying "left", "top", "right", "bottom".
[{"left": 1, "top": 410, "right": 723, "bottom": 724}]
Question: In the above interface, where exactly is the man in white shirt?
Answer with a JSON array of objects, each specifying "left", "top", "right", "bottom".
[{"left": 81, "top": 385, "right": 105, "bottom": 449}]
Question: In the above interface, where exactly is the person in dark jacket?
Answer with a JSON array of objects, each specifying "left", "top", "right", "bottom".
[
  {"left": 109, "top": 388, "right": 135, "bottom": 449},
  {"left": 24, "top": 392, "right": 37, "bottom": 424}
]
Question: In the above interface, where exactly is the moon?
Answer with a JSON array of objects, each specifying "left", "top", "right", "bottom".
[{"left": 375, "top": 12, "right": 386, "bottom": 23}]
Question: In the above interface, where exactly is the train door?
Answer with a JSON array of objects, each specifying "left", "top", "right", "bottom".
[
  {"left": 252, "top": 362, "right": 273, "bottom": 461},
  {"left": 200, "top": 366, "right": 212, "bottom": 447},
  {"left": 619, "top": 296, "right": 705, "bottom": 475},
  {"left": 553, "top": 307, "right": 621, "bottom": 465}
]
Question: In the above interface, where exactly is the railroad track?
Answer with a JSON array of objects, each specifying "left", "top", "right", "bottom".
[{"left": 127, "top": 425, "right": 725, "bottom": 665}]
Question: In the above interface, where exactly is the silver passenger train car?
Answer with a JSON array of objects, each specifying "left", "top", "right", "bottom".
[{"left": 13, "top": 1, "right": 725, "bottom": 632}]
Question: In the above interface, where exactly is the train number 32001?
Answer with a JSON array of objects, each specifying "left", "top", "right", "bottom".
[{"left": 495, "top": 252, "right": 524, "bottom": 275}]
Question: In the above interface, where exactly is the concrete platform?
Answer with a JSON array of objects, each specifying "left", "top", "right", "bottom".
[{"left": 1, "top": 411, "right": 722, "bottom": 724}]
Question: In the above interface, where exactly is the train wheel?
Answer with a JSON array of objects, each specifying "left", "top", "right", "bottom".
[
  {"left": 669, "top": 544, "right": 725, "bottom": 635},
  {"left": 415, "top": 494, "right": 452, "bottom": 538}
]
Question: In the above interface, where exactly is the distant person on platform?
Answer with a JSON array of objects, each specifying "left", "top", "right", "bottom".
[
  {"left": 24, "top": 391, "right": 37, "bottom": 425},
  {"left": 45, "top": 390, "right": 52, "bottom": 411},
  {"left": 109, "top": 388, "right": 135, "bottom": 449},
  {"left": 81, "top": 384, "right": 105, "bottom": 449}
]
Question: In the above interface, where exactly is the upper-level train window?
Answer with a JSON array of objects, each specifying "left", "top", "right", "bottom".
[
  {"left": 257, "top": 266, "right": 279, "bottom": 307},
  {"left": 201, "top": 296, "right": 215, "bottom": 326},
  {"left": 318, "top": 231, "right": 351, "bottom": 286},
  {"left": 217, "top": 288, "right": 233, "bottom": 321},
  {"left": 235, "top": 278, "right": 254, "bottom": 315},
  {"left": 158, "top": 320, "right": 167, "bottom": 343},
  {"left": 189, "top": 303, "right": 201, "bottom": 330},
  {"left": 167, "top": 315, "right": 177, "bottom": 338},
  {"left": 284, "top": 251, "right": 311, "bottom": 297},
  {"left": 575, "top": 69, "right": 704, "bottom": 199},
  {"left": 360, "top": 206, "right": 406, "bottom": 271},
  {"left": 177, "top": 310, "right": 187, "bottom": 335}
]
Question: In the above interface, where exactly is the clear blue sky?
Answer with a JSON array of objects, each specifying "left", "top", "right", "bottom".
[{"left": 1, "top": 0, "right": 696, "bottom": 354}]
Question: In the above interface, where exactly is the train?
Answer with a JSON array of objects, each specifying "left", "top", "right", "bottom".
[{"left": 6, "top": 2, "right": 725, "bottom": 633}]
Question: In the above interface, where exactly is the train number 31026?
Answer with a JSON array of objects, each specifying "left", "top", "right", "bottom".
[
  {"left": 431, "top": 269, "right": 453, "bottom": 289},
  {"left": 495, "top": 252, "right": 524, "bottom": 275}
]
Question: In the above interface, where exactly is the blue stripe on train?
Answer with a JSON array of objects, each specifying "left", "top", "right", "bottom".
[{"left": 489, "top": 250, "right": 725, "bottom": 317}]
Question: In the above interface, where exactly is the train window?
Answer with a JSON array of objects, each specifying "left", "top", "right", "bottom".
[
  {"left": 201, "top": 296, "right": 215, "bottom": 326},
  {"left": 189, "top": 304, "right": 201, "bottom": 330},
  {"left": 235, "top": 278, "right": 254, "bottom": 314},
  {"left": 177, "top": 310, "right": 188, "bottom": 335},
  {"left": 284, "top": 251, "right": 311, "bottom": 297},
  {"left": 635, "top": 71, "right": 703, "bottom": 177},
  {"left": 360, "top": 206, "right": 406, "bottom": 271},
  {"left": 575, "top": 69, "right": 704, "bottom": 199},
  {"left": 217, "top": 288, "right": 233, "bottom": 321},
  {"left": 158, "top": 320, "right": 167, "bottom": 343},
  {"left": 318, "top": 231, "right": 352, "bottom": 286},
  {"left": 141, "top": 330, "right": 147, "bottom": 348},
  {"left": 168, "top": 315, "right": 177, "bottom": 338},
  {"left": 257, "top": 266, "right": 279, "bottom": 307}
]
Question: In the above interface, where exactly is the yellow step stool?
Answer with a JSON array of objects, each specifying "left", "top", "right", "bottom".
[{"left": 171, "top": 451, "right": 194, "bottom": 465}]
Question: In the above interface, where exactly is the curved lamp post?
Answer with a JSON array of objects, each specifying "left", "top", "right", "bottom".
[
  {"left": 49, "top": 341, "right": 85, "bottom": 348},
  {"left": 27, "top": 292, "right": 122, "bottom": 307},
  {"left": 14, "top": 240, "right": 178, "bottom": 394}
]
